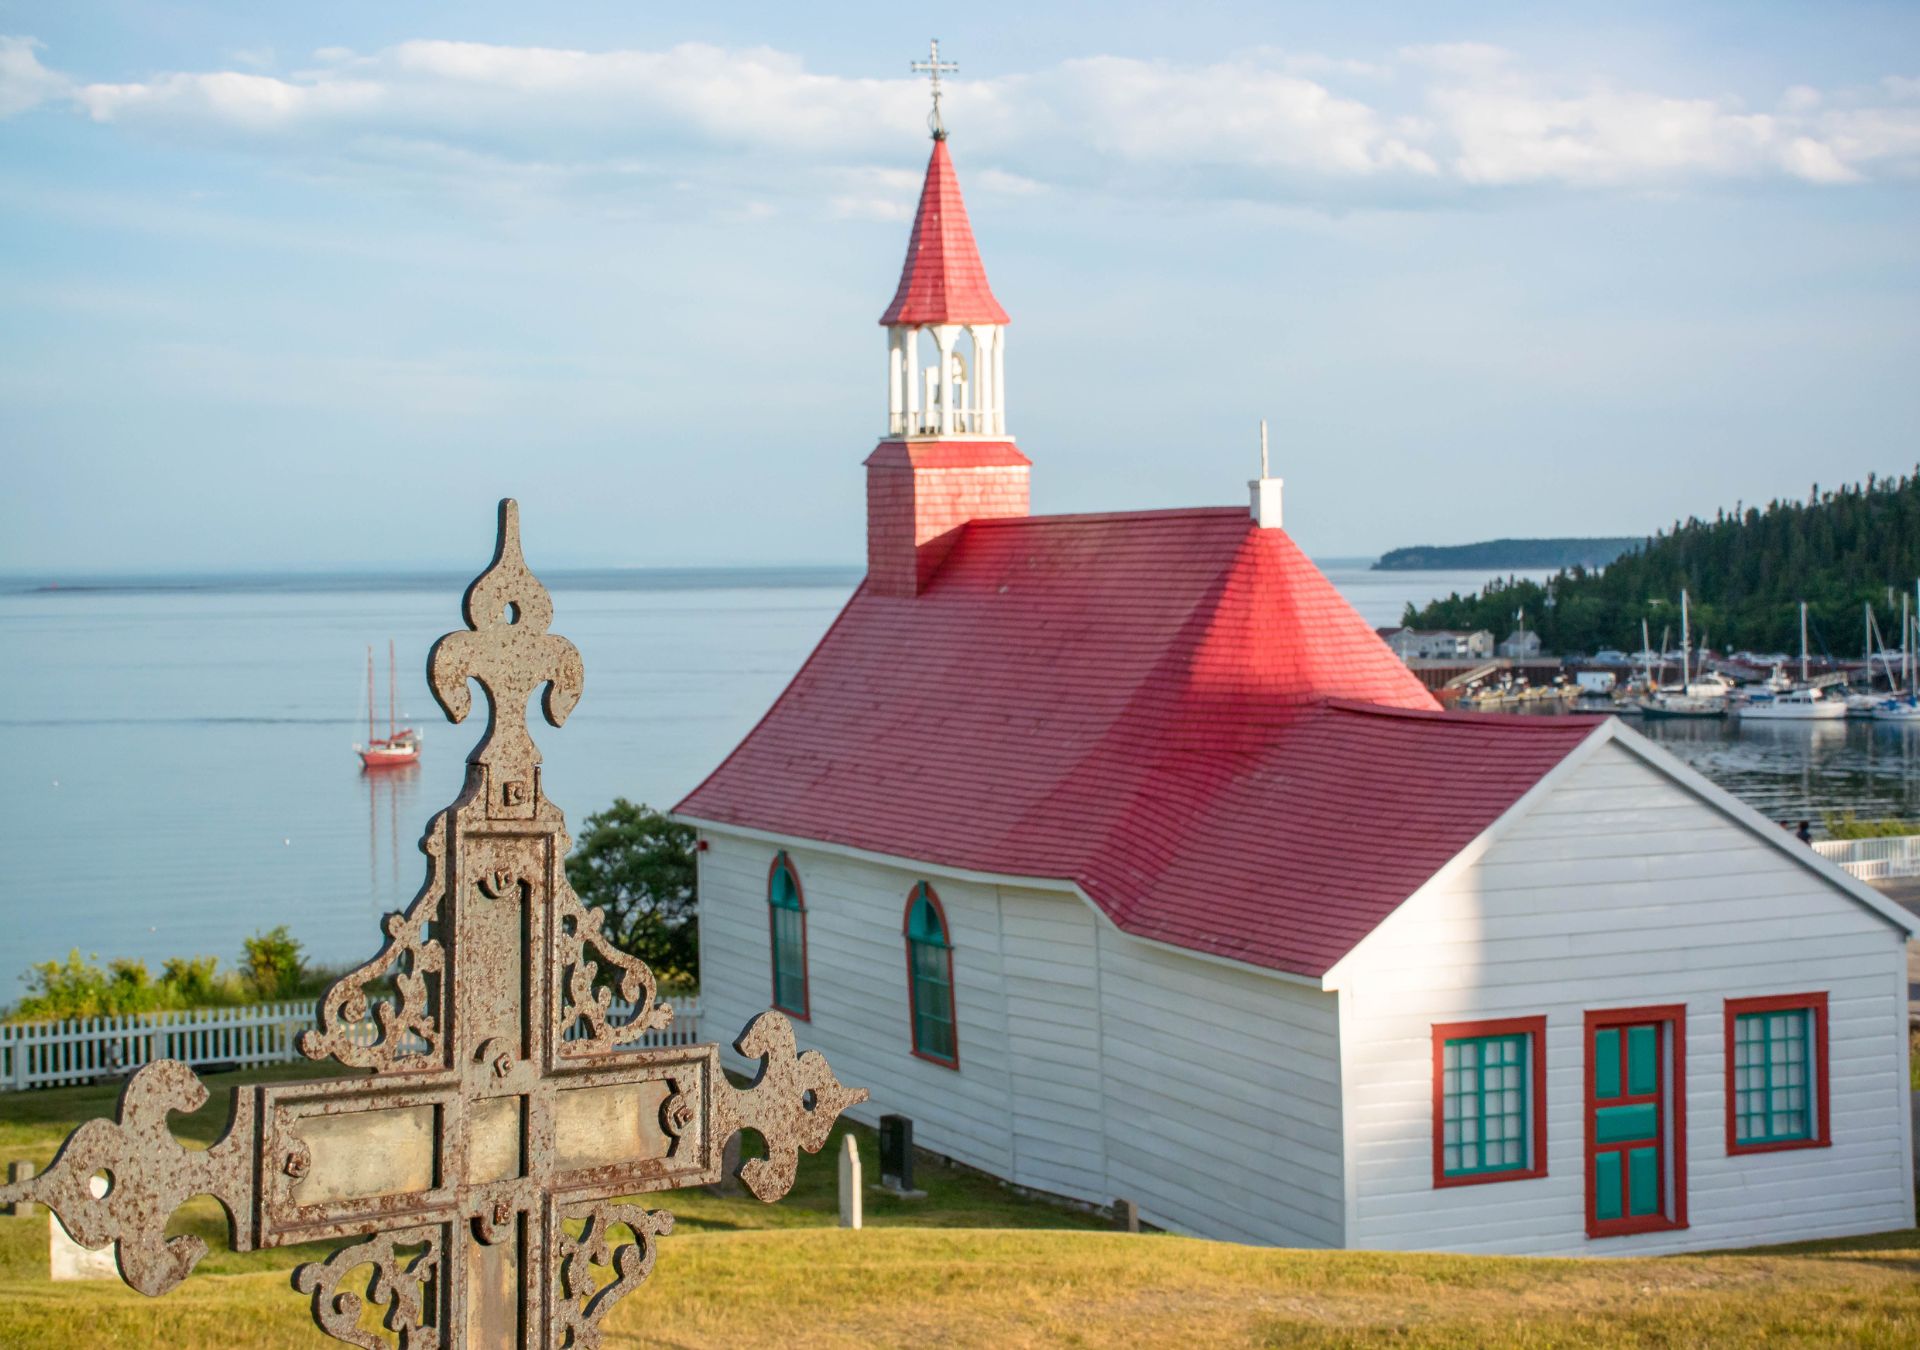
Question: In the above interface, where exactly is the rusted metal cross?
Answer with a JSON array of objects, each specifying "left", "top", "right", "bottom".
[{"left": 0, "top": 500, "right": 866, "bottom": 1347}]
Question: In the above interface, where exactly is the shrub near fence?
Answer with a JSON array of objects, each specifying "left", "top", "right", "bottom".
[{"left": 1, "top": 996, "right": 702, "bottom": 1091}]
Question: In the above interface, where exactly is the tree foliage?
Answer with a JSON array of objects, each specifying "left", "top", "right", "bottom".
[
  {"left": 1822, "top": 812, "right": 1920, "bottom": 840},
  {"left": 10, "top": 930, "right": 321, "bottom": 1021},
  {"left": 241, "top": 926, "right": 307, "bottom": 1000},
  {"left": 565, "top": 799, "right": 699, "bottom": 989},
  {"left": 1403, "top": 469, "right": 1920, "bottom": 655}
]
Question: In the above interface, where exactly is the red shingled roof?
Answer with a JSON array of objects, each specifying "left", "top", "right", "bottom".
[
  {"left": 677, "top": 508, "right": 1600, "bottom": 979},
  {"left": 879, "top": 138, "right": 1010, "bottom": 327}
]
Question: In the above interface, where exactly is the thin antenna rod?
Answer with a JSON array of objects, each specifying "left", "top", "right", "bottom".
[{"left": 1259, "top": 419, "right": 1270, "bottom": 479}]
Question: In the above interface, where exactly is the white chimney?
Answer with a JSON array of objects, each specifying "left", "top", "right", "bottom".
[{"left": 1249, "top": 419, "right": 1284, "bottom": 529}]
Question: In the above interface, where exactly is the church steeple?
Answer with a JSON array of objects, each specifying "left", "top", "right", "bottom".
[
  {"left": 866, "top": 46, "right": 1028, "bottom": 598},
  {"left": 881, "top": 44, "right": 1010, "bottom": 440}
]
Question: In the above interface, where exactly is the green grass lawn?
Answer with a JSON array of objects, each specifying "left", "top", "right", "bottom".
[{"left": 4, "top": 1067, "right": 1919, "bottom": 1347}]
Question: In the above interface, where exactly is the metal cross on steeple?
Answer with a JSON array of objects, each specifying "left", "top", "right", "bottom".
[{"left": 911, "top": 37, "right": 959, "bottom": 140}]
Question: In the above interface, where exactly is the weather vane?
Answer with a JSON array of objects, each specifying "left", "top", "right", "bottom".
[{"left": 911, "top": 37, "right": 959, "bottom": 140}]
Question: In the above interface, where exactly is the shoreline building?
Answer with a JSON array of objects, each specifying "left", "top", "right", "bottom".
[
  {"left": 1377, "top": 627, "right": 1495, "bottom": 661},
  {"left": 675, "top": 122, "right": 1916, "bottom": 1255}
]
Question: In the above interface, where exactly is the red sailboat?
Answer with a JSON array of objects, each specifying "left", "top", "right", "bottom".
[{"left": 356, "top": 640, "right": 421, "bottom": 770}]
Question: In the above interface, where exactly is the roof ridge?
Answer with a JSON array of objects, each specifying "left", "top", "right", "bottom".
[
  {"left": 1324, "top": 698, "right": 1605, "bottom": 731},
  {"left": 970, "top": 506, "right": 1248, "bottom": 529}
]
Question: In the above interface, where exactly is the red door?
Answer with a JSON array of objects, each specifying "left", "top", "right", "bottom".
[{"left": 1585, "top": 1005, "right": 1687, "bottom": 1238}]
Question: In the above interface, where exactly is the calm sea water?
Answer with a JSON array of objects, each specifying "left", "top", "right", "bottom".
[{"left": 1, "top": 562, "right": 1911, "bottom": 983}]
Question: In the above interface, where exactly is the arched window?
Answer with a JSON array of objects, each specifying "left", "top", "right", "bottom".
[
  {"left": 767, "top": 853, "right": 808, "bottom": 1019},
  {"left": 904, "top": 882, "right": 957, "bottom": 1067}
]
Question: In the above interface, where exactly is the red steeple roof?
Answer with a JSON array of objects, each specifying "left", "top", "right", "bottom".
[
  {"left": 678, "top": 508, "right": 1601, "bottom": 979},
  {"left": 879, "top": 138, "right": 1011, "bottom": 327}
]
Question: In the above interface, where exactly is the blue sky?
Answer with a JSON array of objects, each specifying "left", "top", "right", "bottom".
[{"left": 2, "top": 2, "right": 1916, "bottom": 571}]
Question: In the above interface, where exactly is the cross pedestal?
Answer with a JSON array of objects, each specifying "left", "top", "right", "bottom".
[{"left": 1, "top": 500, "right": 865, "bottom": 1347}]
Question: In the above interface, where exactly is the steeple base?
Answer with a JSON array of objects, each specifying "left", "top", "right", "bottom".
[{"left": 865, "top": 439, "right": 1030, "bottom": 598}]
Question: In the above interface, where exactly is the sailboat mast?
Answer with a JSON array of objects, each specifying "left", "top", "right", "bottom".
[
  {"left": 387, "top": 638, "right": 397, "bottom": 738},
  {"left": 1865, "top": 601, "right": 1872, "bottom": 689},
  {"left": 1681, "top": 590, "right": 1691, "bottom": 687},
  {"left": 365, "top": 645, "right": 375, "bottom": 745},
  {"left": 1799, "top": 601, "right": 1809, "bottom": 686}
]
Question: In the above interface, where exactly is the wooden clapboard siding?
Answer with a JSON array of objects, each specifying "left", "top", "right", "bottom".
[
  {"left": 696, "top": 829, "right": 1346, "bottom": 1244},
  {"left": 697, "top": 832, "right": 1016, "bottom": 1178},
  {"left": 1096, "top": 930, "right": 1345, "bottom": 1247},
  {"left": 1337, "top": 740, "right": 1914, "bottom": 1256},
  {"left": 1000, "top": 887, "right": 1106, "bottom": 1200}
]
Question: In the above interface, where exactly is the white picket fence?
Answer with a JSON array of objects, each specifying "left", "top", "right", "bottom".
[
  {"left": 0, "top": 995, "right": 702, "bottom": 1092},
  {"left": 1813, "top": 834, "right": 1920, "bottom": 882}
]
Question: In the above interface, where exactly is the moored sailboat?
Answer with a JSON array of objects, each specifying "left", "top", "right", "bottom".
[
  {"left": 1738, "top": 603, "right": 1846, "bottom": 722},
  {"left": 1636, "top": 591, "right": 1726, "bottom": 718},
  {"left": 1872, "top": 587, "right": 1920, "bottom": 722},
  {"left": 356, "top": 640, "right": 422, "bottom": 769}
]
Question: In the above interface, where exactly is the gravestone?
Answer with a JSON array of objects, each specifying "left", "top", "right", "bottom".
[
  {"left": 0, "top": 501, "right": 867, "bottom": 1348},
  {"left": 837, "top": 1135, "right": 862, "bottom": 1230},
  {"left": 704, "top": 1130, "right": 745, "bottom": 1197},
  {"left": 5, "top": 1160, "right": 33, "bottom": 1216},
  {"left": 877, "top": 1113, "right": 924, "bottom": 1197},
  {"left": 50, "top": 1173, "right": 117, "bottom": 1280}
]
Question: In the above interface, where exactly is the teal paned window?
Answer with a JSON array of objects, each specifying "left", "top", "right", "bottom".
[
  {"left": 906, "top": 883, "right": 956, "bottom": 1065},
  {"left": 768, "top": 855, "right": 807, "bottom": 1017},
  {"left": 1440, "top": 1034, "right": 1530, "bottom": 1176},
  {"left": 1733, "top": 1009, "right": 1811, "bottom": 1145}
]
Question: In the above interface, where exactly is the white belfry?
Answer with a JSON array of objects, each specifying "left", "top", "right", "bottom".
[{"left": 886, "top": 315, "right": 1007, "bottom": 439}]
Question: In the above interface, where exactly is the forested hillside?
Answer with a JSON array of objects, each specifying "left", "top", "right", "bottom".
[
  {"left": 1403, "top": 470, "right": 1920, "bottom": 655},
  {"left": 1375, "top": 538, "right": 1640, "bottom": 571}
]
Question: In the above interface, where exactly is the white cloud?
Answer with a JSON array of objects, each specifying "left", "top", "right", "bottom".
[
  {"left": 0, "top": 35, "right": 66, "bottom": 116},
  {"left": 1045, "top": 55, "right": 1439, "bottom": 178},
  {"left": 4, "top": 34, "right": 1918, "bottom": 212}
]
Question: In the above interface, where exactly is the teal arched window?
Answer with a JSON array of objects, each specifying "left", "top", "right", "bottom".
[
  {"left": 904, "top": 882, "right": 957, "bottom": 1067},
  {"left": 768, "top": 853, "right": 808, "bottom": 1018}
]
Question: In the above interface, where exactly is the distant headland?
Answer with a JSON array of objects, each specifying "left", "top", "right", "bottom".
[{"left": 1373, "top": 537, "right": 1642, "bottom": 571}]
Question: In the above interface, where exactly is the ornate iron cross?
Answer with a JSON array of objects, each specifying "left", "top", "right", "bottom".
[
  {"left": 911, "top": 37, "right": 958, "bottom": 138},
  {"left": 0, "top": 500, "right": 867, "bottom": 1347}
]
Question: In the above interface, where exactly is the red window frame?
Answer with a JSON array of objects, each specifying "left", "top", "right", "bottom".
[
  {"left": 1724, "top": 992, "right": 1829, "bottom": 1156},
  {"left": 765, "top": 852, "right": 810, "bottom": 1021},
  {"left": 902, "top": 882, "right": 959, "bottom": 1070},
  {"left": 1430, "top": 1016, "right": 1549, "bottom": 1189},
  {"left": 1584, "top": 1004, "right": 1687, "bottom": 1239}
]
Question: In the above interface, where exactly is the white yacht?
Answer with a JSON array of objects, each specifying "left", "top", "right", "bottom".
[{"left": 1738, "top": 686, "right": 1847, "bottom": 722}]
